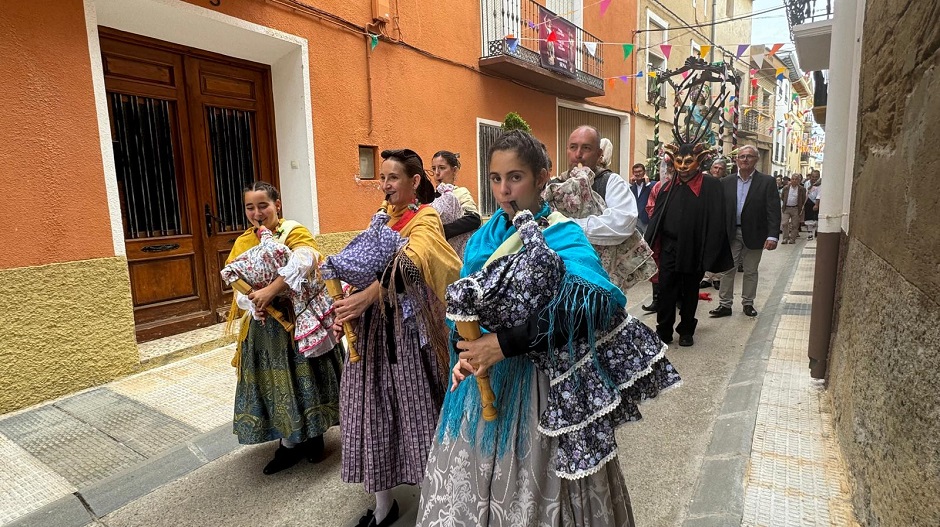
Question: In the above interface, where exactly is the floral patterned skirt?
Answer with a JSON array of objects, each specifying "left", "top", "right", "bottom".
[
  {"left": 418, "top": 367, "right": 635, "bottom": 527},
  {"left": 233, "top": 317, "right": 342, "bottom": 444}
]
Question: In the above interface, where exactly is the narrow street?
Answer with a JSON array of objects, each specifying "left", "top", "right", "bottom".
[{"left": 3, "top": 236, "right": 855, "bottom": 527}]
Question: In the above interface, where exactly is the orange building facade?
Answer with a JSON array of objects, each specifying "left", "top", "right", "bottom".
[{"left": 0, "top": 0, "right": 639, "bottom": 412}]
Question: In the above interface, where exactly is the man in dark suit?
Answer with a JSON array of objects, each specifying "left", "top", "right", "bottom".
[
  {"left": 709, "top": 145, "right": 781, "bottom": 318},
  {"left": 629, "top": 163, "right": 655, "bottom": 234}
]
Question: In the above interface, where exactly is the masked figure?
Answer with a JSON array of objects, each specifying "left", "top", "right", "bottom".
[{"left": 643, "top": 142, "right": 732, "bottom": 347}]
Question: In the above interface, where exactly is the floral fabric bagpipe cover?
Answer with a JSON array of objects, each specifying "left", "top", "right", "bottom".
[
  {"left": 542, "top": 166, "right": 657, "bottom": 291},
  {"left": 432, "top": 183, "right": 470, "bottom": 258},
  {"left": 319, "top": 207, "right": 407, "bottom": 290},
  {"left": 220, "top": 227, "right": 338, "bottom": 358}
]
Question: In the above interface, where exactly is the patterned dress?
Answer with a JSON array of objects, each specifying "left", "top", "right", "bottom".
[{"left": 419, "top": 206, "right": 680, "bottom": 526}]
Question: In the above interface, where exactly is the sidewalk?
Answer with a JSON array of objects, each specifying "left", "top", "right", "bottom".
[{"left": 0, "top": 238, "right": 859, "bottom": 526}]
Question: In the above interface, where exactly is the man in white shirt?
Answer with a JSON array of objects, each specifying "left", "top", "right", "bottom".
[{"left": 563, "top": 125, "right": 638, "bottom": 246}]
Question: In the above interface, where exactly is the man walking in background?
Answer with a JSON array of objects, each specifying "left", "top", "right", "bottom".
[
  {"left": 780, "top": 173, "right": 806, "bottom": 244},
  {"left": 710, "top": 145, "right": 781, "bottom": 318},
  {"left": 630, "top": 163, "right": 655, "bottom": 234}
]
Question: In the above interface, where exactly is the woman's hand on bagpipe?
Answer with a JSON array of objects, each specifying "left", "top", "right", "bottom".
[
  {"left": 451, "top": 357, "right": 475, "bottom": 392},
  {"left": 248, "top": 285, "right": 278, "bottom": 318},
  {"left": 455, "top": 333, "right": 505, "bottom": 378},
  {"left": 334, "top": 281, "right": 380, "bottom": 324}
]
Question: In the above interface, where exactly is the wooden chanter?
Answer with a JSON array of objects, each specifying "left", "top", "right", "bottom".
[
  {"left": 229, "top": 278, "right": 294, "bottom": 333},
  {"left": 455, "top": 320, "right": 498, "bottom": 421}
]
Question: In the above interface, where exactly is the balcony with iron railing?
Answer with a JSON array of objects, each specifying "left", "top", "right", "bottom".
[
  {"left": 787, "top": 0, "right": 834, "bottom": 72},
  {"left": 741, "top": 109, "right": 773, "bottom": 143},
  {"left": 479, "top": 0, "right": 605, "bottom": 99}
]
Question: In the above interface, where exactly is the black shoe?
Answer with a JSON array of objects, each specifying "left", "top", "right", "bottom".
[
  {"left": 657, "top": 331, "right": 673, "bottom": 344},
  {"left": 303, "top": 435, "right": 325, "bottom": 463},
  {"left": 743, "top": 305, "right": 759, "bottom": 317},
  {"left": 679, "top": 334, "right": 694, "bottom": 347},
  {"left": 356, "top": 510, "right": 375, "bottom": 527},
  {"left": 712, "top": 280, "right": 720, "bottom": 290},
  {"left": 262, "top": 444, "right": 304, "bottom": 475},
  {"left": 709, "top": 306, "right": 732, "bottom": 318},
  {"left": 699, "top": 280, "right": 711, "bottom": 289},
  {"left": 371, "top": 500, "right": 399, "bottom": 527},
  {"left": 642, "top": 301, "right": 658, "bottom": 313}
]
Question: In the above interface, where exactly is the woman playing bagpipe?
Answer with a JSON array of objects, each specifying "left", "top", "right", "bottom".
[
  {"left": 331, "top": 149, "right": 461, "bottom": 527},
  {"left": 224, "top": 181, "right": 343, "bottom": 475},
  {"left": 430, "top": 150, "right": 481, "bottom": 259},
  {"left": 418, "top": 131, "right": 681, "bottom": 526}
]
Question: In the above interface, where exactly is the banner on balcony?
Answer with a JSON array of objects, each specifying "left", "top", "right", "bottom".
[{"left": 538, "top": 6, "right": 577, "bottom": 78}]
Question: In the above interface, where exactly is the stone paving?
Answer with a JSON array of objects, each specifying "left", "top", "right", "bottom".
[
  {"left": 0, "top": 239, "right": 860, "bottom": 526},
  {"left": 741, "top": 243, "right": 858, "bottom": 527}
]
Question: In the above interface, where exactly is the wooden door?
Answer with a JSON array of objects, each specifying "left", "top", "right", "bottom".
[
  {"left": 100, "top": 30, "right": 277, "bottom": 341},
  {"left": 184, "top": 56, "right": 278, "bottom": 316}
]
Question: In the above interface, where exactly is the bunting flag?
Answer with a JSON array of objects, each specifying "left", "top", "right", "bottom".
[
  {"left": 369, "top": 34, "right": 379, "bottom": 51},
  {"left": 750, "top": 68, "right": 757, "bottom": 75},
  {"left": 660, "top": 44, "right": 672, "bottom": 59},
  {"left": 700, "top": 45, "right": 712, "bottom": 58},
  {"left": 648, "top": 70, "right": 658, "bottom": 78},
  {"left": 584, "top": 41, "right": 598, "bottom": 56},
  {"left": 681, "top": 70, "right": 690, "bottom": 79},
  {"left": 600, "top": 0, "right": 613, "bottom": 16},
  {"left": 736, "top": 44, "right": 749, "bottom": 59},
  {"left": 506, "top": 37, "right": 520, "bottom": 52},
  {"left": 547, "top": 30, "right": 558, "bottom": 43},
  {"left": 751, "top": 77, "right": 759, "bottom": 87},
  {"left": 768, "top": 43, "right": 784, "bottom": 57},
  {"left": 729, "top": 95, "right": 736, "bottom": 102},
  {"left": 752, "top": 52, "right": 765, "bottom": 69},
  {"left": 623, "top": 43, "right": 634, "bottom": 60},
  {"left": 775, "top": 67, "right": 786, "bottom": 81},
  {"left": 607, "top": 78, "right": 616, "bottom": 89},
  {"left": 619, "top": 75, "right": 629, "bottom": 82},
  {"left": 527, "top": 20, "right": 537, "bottom": 29},
  {"left": 637, "top": 70, "right": 644, "bottom": 78}
]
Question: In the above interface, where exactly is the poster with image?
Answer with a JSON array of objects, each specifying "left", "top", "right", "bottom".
[{"left": 538, "top": 6, "right": 577, "bottom": 78}]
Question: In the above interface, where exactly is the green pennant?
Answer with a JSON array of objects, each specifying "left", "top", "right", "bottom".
[
  {"left": 622, "top": 44, "right": 634, "bottom": 60},
  {"left": 369, "top": 34, "right": 379, "bottom": 51}
]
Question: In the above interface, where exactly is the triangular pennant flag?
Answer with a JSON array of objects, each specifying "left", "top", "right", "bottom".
[
  {"left": 527, "top": 20, "right": 536, "bottom": 29},
  {"left": 777, "top": 73, "right": 786, "bottom": 81},
  {"left": 622, "top": 44, "right": 635, "bottom": 60},
  {"left": 751, "top": 77, "right": 759, "bottom": 86},
  {"left": 648, "top": 71, "right": 658, "bottom": 78},
  {"left": 752, "top": 52, "right": 765, "bottom": 69},
  {"left": 768, "top": 43, "right": 784, "bottom": 57},
  {"left": 776, "top": 67, "right": 786, "bottom": 81},
  {"left": 729, "top": 95, "right": 736, "bottom": 102},
  {"left": 600, "top": 0, "right": 613, "bottom": 16},
  {"left": 681, "top": 71, "right": 690, "bottom": 79},
  {"left": 506, "top": 37, "right": 520, "bottom": 53},
  {"left": 637, "top": 70, "right": 644, "bottom": 78},
  {"left": 607, "top": 78, "right": 616, "bottom": 89},
  {"left": 584, "top": 41, "right": 598, "bottom": 57},
  {"left": 700, "top": 45, "right": 712, "bottom": 59},
  {"left": 775, "top": 67, "right": 786, "bottom": 76},
  {"left": 736, "top": 44, "right": 749, "bottom": 59},
  {"left": 660, "top": 44, "right": 672, "bottom": 59},
  {"left": 547, "top": 30, "right": 558, "bottom": 43},
  {"left": 369, "top": 34, "right": 379, "bottom": 51},
  {"left": 619, "top": 75, "right": 629, "bottom": 82}
]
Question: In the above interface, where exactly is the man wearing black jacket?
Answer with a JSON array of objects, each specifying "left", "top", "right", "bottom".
[
  {"left": 710, "top": 146, "right": 781, "bottom": 318},
  {"left": 644, "top": 145, "right": 732, "bottom": 347}
]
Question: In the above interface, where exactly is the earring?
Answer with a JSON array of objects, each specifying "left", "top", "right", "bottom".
[{"left": 408, "top": 197, "right": 419, "bottom": 211}]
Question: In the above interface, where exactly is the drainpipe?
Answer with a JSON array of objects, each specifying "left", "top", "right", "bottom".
[
  {"left": 806, "top": 0, "right": 864, "bottom": 379},
  {"left": 709, "top": 0, "right": 717, "bottom": 63}
]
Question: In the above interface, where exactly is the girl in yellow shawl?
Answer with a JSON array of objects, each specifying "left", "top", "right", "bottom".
[
  {"left": 333, "top": 149, "right": 461, "bottom": 527},
  {"left": 227, "top": 182, "right": 343, "bottom": 475}
]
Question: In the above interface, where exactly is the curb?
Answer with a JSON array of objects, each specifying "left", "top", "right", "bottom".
[
  {"left": 681, "top": 242, "right": 807, "bottom": 526},
  {"left": 8, "top": 425, "right": 240, "bottom": 527}
]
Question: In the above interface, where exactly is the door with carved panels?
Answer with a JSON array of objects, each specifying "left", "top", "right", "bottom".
[{"left": 101, "top": 30, "right": 278, "bottom": 341}]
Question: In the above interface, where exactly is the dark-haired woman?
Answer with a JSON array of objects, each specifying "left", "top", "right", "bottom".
[
  {"left": 418, "top": 132, "right": 680, "bottom": 526},
  {"left": 334, "top": 149, "right": 461, "bottom": 527},
  {"left": 226, "top": 181, "right": 343, "bottom": 475},
  {"left": 431, "top": 150, "right": 481, "bottom": 259}
]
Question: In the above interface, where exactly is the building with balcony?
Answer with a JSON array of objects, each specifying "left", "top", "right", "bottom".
[
  {"left": 632, "top": 0, "right": 756, "bottom": 171},
  {"left": 1, "top": 0, "right": 645, "bottom": 413}
]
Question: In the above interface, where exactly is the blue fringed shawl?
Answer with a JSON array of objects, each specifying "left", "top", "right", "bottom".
[{"left": 437, "top": 203, "right": 627, "bottom": 459}]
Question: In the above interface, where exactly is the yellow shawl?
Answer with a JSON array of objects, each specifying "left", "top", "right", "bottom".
[{"left": 386, "top": 205, "right": 461, "bottom": 303}]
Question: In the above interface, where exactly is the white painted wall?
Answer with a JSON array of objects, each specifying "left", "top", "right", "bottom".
[{"left": 84, "top": 0, "right": 321, "bottom": 239}]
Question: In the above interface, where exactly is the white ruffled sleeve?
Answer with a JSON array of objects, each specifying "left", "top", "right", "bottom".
[{"left": 278, "top": 246, "right": 319, "bottom": 292}]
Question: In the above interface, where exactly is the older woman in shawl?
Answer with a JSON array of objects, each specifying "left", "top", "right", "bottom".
[
  {"left": 333, "top": 149, "right": 461, "bottom": 527},
  {"left": 226, "top": 181, "right": 343, "bottom": 475},
  {"left": 418, "top": 131, "right": 680, "bottom": 527}
]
